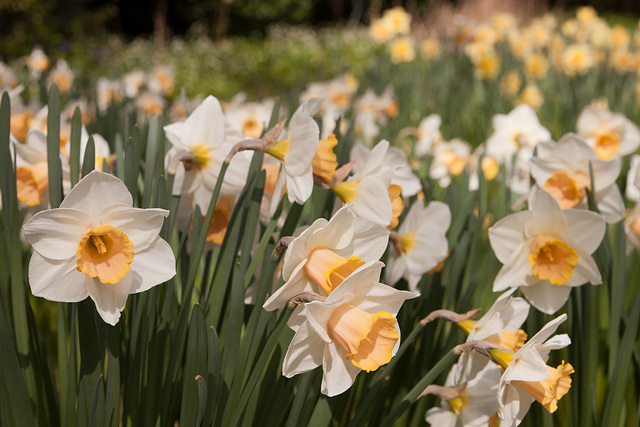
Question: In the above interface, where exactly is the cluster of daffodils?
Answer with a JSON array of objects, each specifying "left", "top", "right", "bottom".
[
  {"left": 263, "top": 205, "right": 416, "bottom": 396},
  {"left": 370, "top": 6, "right": 640, "bottom": 110},
  {"left": 426, "top": 290, "right": 573, "bottom": 426}
]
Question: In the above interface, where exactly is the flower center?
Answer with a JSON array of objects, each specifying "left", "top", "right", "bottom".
[
  {"left": 242, "top": 117, "right": 263, "bottom": 139},
  {"left": 442, "top": 152, "right": 466, "bottom": 176},
  {"left": 528, "top": 234, "right": 578, "bottom": 285},
  {"left": 448, "top": 395, "right": 468, "bottom": 415},
  {"left": 512, "top": 132, "right": 527, "bottom": 148},
  {"left": 388, "top": 185, "right": 403, "bottom": 230},
  {"left": 543, "top": 171, "right": 588, "bottom": 209},
  {"left": 304, "top": 249, "right": 365, "bottom": 295},
  {"left": 398, "top": 231, "right": 416, "bottom": 254},
  {"left": 327, "top": 304, "right": 399, "bottom": 372},
  {"left": 332, "top": 180, "right": 359, "bottom": 203},
  {"left": 16, "top": 163, "right": 49, "bottom": 206},
  {"left": 312, "top": 134, "right": 338, "bottom": 182},
  {"left": 594, "top": 131, "right": 620, "bottom": 160},
  {"left": 482, "top": 156, "right": 499, "bottom": 181},
  {"left": 512, "top": 362, "right": 574, "bottom": 413},
  {"left": 266, "top": 139, "right": 290, "bottom": 162},
  {"left": 457, "top": 320, "right": 527, "bottom": 352},
  {"left": 190, "top": 144, "right": 212, "bottom": 169},
  {"left": 77, "top": 226, "right": 135, "bottom": 284}
]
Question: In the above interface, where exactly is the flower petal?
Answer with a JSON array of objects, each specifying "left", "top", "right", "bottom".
[
  {"left": 99, "top": 204, "right": 169, "bottom": 252},
  {"left": 520, "top": 281, "right": 572, "bottom": 315},
  {"left": 84, "top": 271, "right": 133, "bottom": 326},
  {"left": 282, "top": 321, "right": 325, "bottom": 377},
  {"left": 563, "top": 210, "right": 606, "bottom": 253},
  {"left": 129, "top": 238, "right": 176, "bottom": 294},
  {"left": 28, "top": 252, "right": 88, "bottom": 302},
  {"left": 489, "top": 211, "right": 529, "bottom": 263},
  {"left": 321, "top": 342, "right": 361, "bottom": 396},
  {"left": 23, "top": 208, "right": 91, "bottom": 259},
  {"left": 60, "top": 170, "right": 132, "bottom": 216}
]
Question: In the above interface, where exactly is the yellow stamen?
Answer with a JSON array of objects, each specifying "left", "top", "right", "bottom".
[
  {"left": 16, "top": 162, "right": 49, "bottom": 206},
  {"left": 266, "top": 139, "right": 290, "bottom": 162},
  {"left": 304, "top": 249, "right": 365, "bottom": 295},
  {"left": 327, "top": 304, "right": 399, "bottom": 372},
  {"left": 528, "top": 234, "right": 578, "bottom": 285},
  {"left": 448, "top": 395, "right": 468, "bottom": 415},
  {"left": 398, "top": 231, "right": 415, "bottom": 254},
  {"left": 190, "top": 144, "right": 212, "bottom": 169},
  {"left": 543, "top": 171, "right": 588, "bottom": 209},
  {"left": 388, "top": 185, "right": 403, "bottom": 230},
  {"left": 594, "top": 131, "right": 620, "bottom": 160},
  {"left": 312, "top": 134, "right": 338, "bottom": 182},
  {"left": 512, "top": 362, "right": 574, "bottom": 413},
  {"left": 77, "top": 226, "right": 135, "bottom": 284},
  {"left": 332, "top": 180, "right": 359, "bottom": 203}
]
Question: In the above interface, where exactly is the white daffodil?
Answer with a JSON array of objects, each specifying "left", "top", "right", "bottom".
[
  {"left": 425, "top": 358, "right": 502, "bottom": 427},
  {"left": 576, "top": 105, "right": 640, "bottom": 160},
  {"left": 625, "top": 155, "right": 640, "bottom": 202},
  {"left": 263, "top": 204, "right": 389, "bottom": 311},
  {"left": 529, "top": 133, "right": 625, "bottom": 223},
  {"left": 22, "top": 170, "right": 176, "bottom": 325},
  {"left": 13, "top": 129, "right": 53, "bottom": 210},
  {"left": 624, "top": 203, "right": 640, "bottom": 253},
  {"left": 386, "top": 200, "right": 450, "bottom": 293},
  {"left": 282, "top": 261, "right": 415, "bottom": 396},
  {"left": 350, "top": 142, "right": 421, "bottom": 197},
  {"left": 332, "top": 139, "right": 400, "bottom": 228},
  {"left": 164, "top": 95, "right": 250, "bottom": 211},
  {"left": 486, "top": 104, "right": 551, "bottom": 194},
  {"left": 414, "top": 114, "right": 442, "bottom": 157},
  {"left": 491, "top": 314, "right": 573, "bottom": 427},
  {"left": 224, "top": 93, "right": 275, "bottom": 139},
  {"left": 429, "top": 138, "right": 472, "bottom": 188},
  {"left": 266, "top": 100, "right": 320, "bottom": 204},
  {"left": 488, "top": 189, "right": 605, "bottom": 314}
]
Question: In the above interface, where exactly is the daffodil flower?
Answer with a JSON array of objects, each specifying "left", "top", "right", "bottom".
[
  {"left": 263, "top": 204, "right": 389, "bottom": 311},
  {"left": 164, "top": 95, "right": 248, "bottom": 208},
  {"left": 488, "top": 189, "right": 605, "bottom": 314},
  {"left": 23, "top": 170, "right": 176, "bottom": 325},
  {"left": 266, "top": 99, "right": 320, "bottom": 204},
  {"left": 425, "top": 358, "right": 502, "bottom": 427},
  {"left": 577, "top": 105, "right": 640, "bottom": 160},
  {"left": 386, "top": 200, "right": 450, "bottom": 293},
  {"left": 529, "top": 133, "right": 625, "bottom": 223},
  {"left": 282, "top": 261, "right": 415, "bottom": 396},
  {"left": 491, "top": 314, "right": 573, "bottom": 426}
]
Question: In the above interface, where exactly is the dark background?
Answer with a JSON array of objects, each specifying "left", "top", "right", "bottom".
[{"left": 1, "top": 0, "right": 638, "bottom": 59}]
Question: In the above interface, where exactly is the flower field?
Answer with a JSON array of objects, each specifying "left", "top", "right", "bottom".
[{"left": 2, "top": 5, "right": 640, "bottom": 426}]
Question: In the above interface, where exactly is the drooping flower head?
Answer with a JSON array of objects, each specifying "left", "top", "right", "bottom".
[
  {"left": 263, "top": 204, "right": 389, "bottom": 311},
  {"left": 23, "top": 171, "right": 176, "bottom": 325},
  {"left": 282, "top": 261, "right": 415, "bottom": 396}
]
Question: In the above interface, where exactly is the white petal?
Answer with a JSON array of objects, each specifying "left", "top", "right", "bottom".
[
  {"left": 488, "top": 211, "right": 529, "bottom": 263},
  {"left": 285, "top": 111, "right": 319, "bottom": 176},
  {"left": 520, "top": 282, "right": 572, "bottom": 315},
  {"left": 563, "top": 210, "right": 606, "bottom": 253},
  {"left": 129, "top": 238, "right": 176, "bottom": 294},
  {"left": 492, "top": 244, "right": 532, "bottom": 291},
  {"left": 263, "top": 265, "right": 312, "bottom": 312},
  {"left": 307, "top": 205, "right": 355, "bottom": 251},
  {"left": 385, "top": 250, "right": 405, "bottom": 286},
  {"left": 84, "top": 271, "right": 133, "bottom": 326},
  {"left": 282, "top": 322, "right": 324, "bottom": 377},
  {"left": 565, "top": 244, "right": 602, "bottom": 286},
  {"left": 425, "top": 407, "right": 458, "bottom": 427},
  {"left": 282, "top": 218, "right": 328, "bottom": 280},
  {"left": 350, "top": 175, "right": 392, "bottom": 227},
  {"left": 23, "top": 208, "right": 91, "bottom": 260},
  {"left": 60, "top": 170, "right": 132, "bottom": 216},
  {"left": 595, "top": 185, "right": 625, "bottom": 224},
  {"left": 185, "top": 96, "right": 226, "bottom": 149},
  {"left": 526, "top": 190, "right": 567, "bottom": 237},
  {"left": 285, "top": 165, "right": 314, "bottom": 204},
  {"left": 99, "top": 204, "right": 169, "bottom": 252},
  {"left": 28, "top": 252, "right": 88, "bottom": 302},
  {"left": 503, "top": 350, "right": 549, "bottom": 383},
  {"left": 350, "top": 216, "right": 389, "bottom": 261},
  {"left": 320, "top": 343, "right": 360, "bottom": 396}
]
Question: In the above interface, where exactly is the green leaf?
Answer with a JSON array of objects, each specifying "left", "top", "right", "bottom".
[
  {"left": 46, "top": 83, "right": 63, "bottom": 208},
  {"left": 180, "top": 304, "right": 209, "bottom": 427},
  {"left": 81, "top": 136, "right": 95, "bottom": 178},
  {"left": 69, "top": 106, "right": 82, "bottom": 187}
]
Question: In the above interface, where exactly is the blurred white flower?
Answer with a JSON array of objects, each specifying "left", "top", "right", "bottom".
[
  {"left": 530, "top": 133, "right": 625, "bottom": 223},
  {"left": 489, "top": 189, "right": 605, "bottom": 314},
  {"left": 576, "top": 105, "right": 640, "bottom": 160}
]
